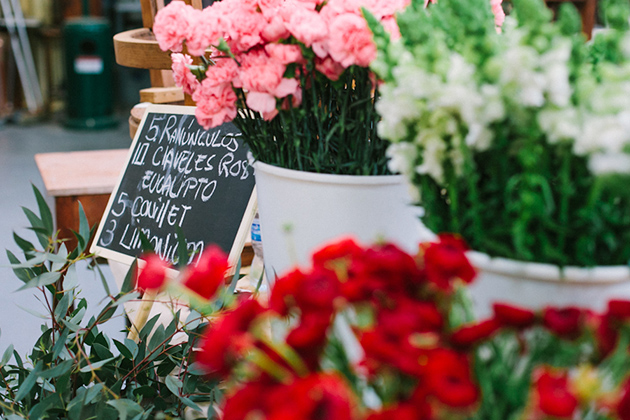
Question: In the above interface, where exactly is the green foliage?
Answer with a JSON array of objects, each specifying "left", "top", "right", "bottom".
[
  {"left": 1, "top": 187, "right": 220, "bottom": 419},
  {"left": 369, "top": 0, "right": 630, "bottom": 266}
]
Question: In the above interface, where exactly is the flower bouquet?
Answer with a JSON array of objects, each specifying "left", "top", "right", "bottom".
[
  {"left": 368, "top": 0, "right": 630, "bottom": 268},
  {"left": 186, "top": 235, "right": 630, "bottom": 420},
  {"left": 152, "top": 0, "right": 410, "bottom": 175}
]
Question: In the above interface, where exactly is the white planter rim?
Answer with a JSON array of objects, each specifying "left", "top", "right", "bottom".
[
  {"left": 253, "top": 160, "right": 405, "bottom": 186},
  {"left": 467, "top": 250, "right": 630, "bottom": 284}
]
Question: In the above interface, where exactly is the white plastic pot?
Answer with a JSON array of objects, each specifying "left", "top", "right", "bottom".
[
  {"left": 466, "top": 250, "right": 630, "bottom": 317},
  {"left": 253, "top": 161, "right": 431, "bottom": 281}
]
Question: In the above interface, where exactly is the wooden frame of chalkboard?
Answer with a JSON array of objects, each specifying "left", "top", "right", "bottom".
[{"left": 90, "top": 104, "right": 257, "bottom": 273}]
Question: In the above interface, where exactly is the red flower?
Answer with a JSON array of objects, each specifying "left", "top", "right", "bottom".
[
  {"left": 268, "top": 268, "right": 303, "bottom": 316},
  {"left": 367, "top": 402, "right": 432, "bottom": 420},
  {"left": 450, "top": 318, "right": 501, "bottom": 348},
  {"left": 286, "top": 311, "right": 333, "bottom": 371},
  {"left": 136, "top": 253, "right": 169, "bottom": 292},
  {"left": 377, "top": 297, "right": 443, "bottom": 338},
  {"left": 608, "top": 300, "right": 630, "bottom": 320},
  {"left": 269, "top": 267, "right": 341, "bottom": 316},
  {"left": 493, "top": 302, "right": 536, "bottom": 328},
  {"left": 265, "top": 373, "right": 357, "bottom": 420},
  {"left": 195, "top": 299, "right": 265, "bottom": 377},
  {"left": 534, "top": 367, "right": 578, "bottom": 418},
  {"left": 543, "top": 306, "right": 583, "bottom": 338},
  {"left": 182, "top": 245, "right": 229, "bottom": 300},
  {"left": 424, "top": 348, "right": 479, "bottom": 408},
  {"left": 422, "top": 234, "right": 476, "bottom": 291},
  {"left": 312, "top": 237, "right": 364, "bottom": 268},
  {"left": 616, "top": 377, "right": 630, "bottom": 420}
]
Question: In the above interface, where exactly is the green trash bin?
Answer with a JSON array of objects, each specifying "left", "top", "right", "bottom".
[{"left": 63, "top": 17, "right": 117, "bottom": 129}]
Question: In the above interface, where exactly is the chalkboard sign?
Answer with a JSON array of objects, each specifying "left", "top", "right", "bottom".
[{"left": 91, "top": 104, "right": 257, "bottom": 269}]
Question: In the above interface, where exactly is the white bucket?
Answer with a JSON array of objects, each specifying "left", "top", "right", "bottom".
[
  {"left": 253, "top": 161, "right": 431, "bottom": 281},
  {"left": 466, "top": 250, "right": 630, "bottom": 317}
]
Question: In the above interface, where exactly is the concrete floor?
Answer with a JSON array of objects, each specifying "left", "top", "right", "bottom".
[{"left": 0, "top": 114, "right": 133, "bottom": 356}]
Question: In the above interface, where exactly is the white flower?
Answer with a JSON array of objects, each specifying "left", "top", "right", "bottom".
[
  {"left": 386, "top": 142, "right": 418, "bottom": 176},
  {"left": 588, "top": 152, "right": 630, "bottom": 175},
  {"left": 465, "top": 123, "right": 493, "bottom": 151},
  {"left": 574, "top": 115, "right": 630, "bottom": 155},
  {"left": 537, "top": 107, "right": 580, "bottom": 144},
  {"left": 415, "top": 132, "right": 447, "bottom": 184}
]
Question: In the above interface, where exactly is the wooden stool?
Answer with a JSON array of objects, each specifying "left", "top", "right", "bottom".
[{"left": 35, "top": 149, "right": 129, "bottom": 250}]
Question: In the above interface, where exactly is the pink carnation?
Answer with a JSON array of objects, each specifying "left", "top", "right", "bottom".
[
  {"left": 261, "top": 15, "right": 290, "bottom": 42},
  {"left": 192, "top": 81, "right": 237, "bottom": 129},
  {"left": 265, "top": 44, "right": 304, "bottom": 65},
  {"left": 171, "top": 53, "right": 200, "bottom": 95},
  {"left": 225, "top": 4, "right": 267, "bottom": 53},
  {"left": 327, "top": 13, "right": 377, "bottom": 68},
  {"left": 246, "top": 91, "right": 278, "bottom": 120},
  {"left": 238, "top": 49, "right": 286, "bottom": 95},
  {"left": 381, "top": 16, "right": 402, "bottom": 41},
  {"left": 185, "top": 6, "right": 226, "bottom": 56},
  {"left": 315, "top": 57, "right": 345, "bottom": 81},
  {"left": 153, "top": 1, "right": 193, "bottom": 52},
  {"left": 362, "top": 0, "right": 411, "bottom": 19},
  {"left": 204, "top": 57, "right": 239, "bottom": 88},
  {"left": 284, "top": 7, "right": 328, "bottom": 47}
]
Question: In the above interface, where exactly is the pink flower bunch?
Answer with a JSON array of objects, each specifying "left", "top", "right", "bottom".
[{"left": 153, "top": 0, "right": 411, "bottom": 129}]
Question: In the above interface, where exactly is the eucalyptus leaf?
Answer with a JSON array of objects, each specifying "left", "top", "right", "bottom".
[
  {"left": 21, "top": 207, "right": 48, "bottom": 248},
  {"left": 16, "top": 271, "right": 61, "bottom": 291},
  {"left": 107, "top": 399, "right": 143, "bottom": 420},
  {"left": 1, "top": 344, "right": 13, "bottom": 365},
  {"left": 15, "top": 361, "right": 42, "bottom": 401},
  {"left": 32, "top": 183, "right": 54, "bottom": 235},
  {"left": 79, "top": 356, "right": 116, "bottom": 372},
  {"left": 12, "top": 231, "right": 35, "bottom": 253},
  {"left": 40, "top": 359, "right": 74, "bottom": 379}
]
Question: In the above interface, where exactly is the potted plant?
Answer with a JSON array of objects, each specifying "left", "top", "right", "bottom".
[
  {"left": 366, "top": 0, "right": 630, "bottom": 313},
  {"left": 149, "top": 0, "right": 505, "bottom": 279}
]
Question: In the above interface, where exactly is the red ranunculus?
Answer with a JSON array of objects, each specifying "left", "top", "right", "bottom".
[
  {"left": 377, "top": 297, "right": 443, "bottom": 338},
  {"left": 293, "top": 267, "right": 342, "bottom": 315},
  {"left": 268, "top": 268, "right": 303, "bottom": 316},
  {"left": 286, "top": 311, "right": 333, "bottom": 371},
  {"left": 450, "top": 318, "right": 501, "bottom": 348},
  {"left": 195, "top": 299, "right": 265, "bottom": 377},
  {"left": 222, "top": 379, "right": 274, "bottom": 420},
  {"left": 266, "top": 373, "right": 357, "bottom": 420},
  {"left": 616, "top": 377, "right": 630, "bottom": 420},
  {"left": 312, "top": 237, "right": 364, "bottom": 268},
  {"left": 534, "top": 367, "right": 578, "bottom": 418},
  {"left": 543, "top": 306, "right": 583, "bottom": 338},
  {"left": 360, "top": 329, "right": 426, "bottom": 378},
  {"left": 422, "top": 234, "right": 476, "bottom": 291},
  {"left": 608, "top": 300, "right": 630, "bottom": 320},
  {"left": 594, "top": 312, "right": 619, "bottom": 357},
  {"left": 136, "top": 253, "right": 169, "bottom": 291},
  {"left": 493, "top": 302, "right": 536, "bottom": 328},
  {"left": 182, "top": 245, "right": 229, "bottom": 300},
  {"left": 425, "top": 348, "right": 479, "bottom": 408},
  {"left": 367, "top": 402, "right": 432, "bottom": 420}
]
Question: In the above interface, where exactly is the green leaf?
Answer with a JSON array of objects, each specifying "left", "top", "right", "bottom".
[
  {"left": 54, "top": 290, "right": 73, "bottom": 320},
  {"left": 107, "top": 399, "right": 143, "bottom": 420},
  {"left": 178, "top": 395, "right": 203, "bottom": 413},
  {"left": 40, "top": 359, "right": 74, "bottom": 379},
  {"left": 32, "top": 183, "right": 54, "bottom": 235},
  {"left": 52, "top": 328, "right": 70, "bottom": 359},
  {"left": 110, "top": 291, "right": 141, "bottom": 309},
  {"left": 77, "top": 201, "right": 90, "bottom": 254},
  {"left": 137, "top": 230, "right": 154, "bottom": 254},
  {"left": 139, "top": 314, "right": 161, "bottom": 341},
  {"left": 15, "top": 361, "right": 43, "bottom": 401},
  {"left": 165, "top": 374, "right": 182, "bottom": 396},
  {"left": 94, "top": 263, "right": 111, "bottom": 296},
  {"left": 16, "top": 271, "right": 61, "bottom": 291},
  {"left": 113, "top": 340, "right": 133, "bottom": 359},
  {"left": 79, "top": 356, "right": 116, "bottom": 372},
  {"left": 22, "top": 207, "right": 48, "bottom": 248},
  {"left": 51, "top": 244, "right": 69, "bottom": 272},
  {"left": 1, "top": 344, "right": 14, "bottom": 365},
  {"left": 123, "top": 338, "right": 139, "bottom": 359},
  {"left": 6, "top": 250, "right": 33, "bottom": 283},
  {"left": 64, "top": 263, "right": 79, "bottom": 290},
  {"left": 148, "top": 324, "right": 166, "bottom": 353},
  {"left": 13, "top": 231, "right": 35, "bottom": 253},
  {"left": 121, "top": 260, "right": 137, "bottom": 294},
  {"left": 10, "top": 252, "right": 46, "bottom": 268}
]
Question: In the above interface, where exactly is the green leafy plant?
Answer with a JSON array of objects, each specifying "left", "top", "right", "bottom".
[
  {"left": 368, "top": 0, "right": 630, "bottom": 266},
  {"left": 1, "top": 186, "right": 227, "bottom": 419}
]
